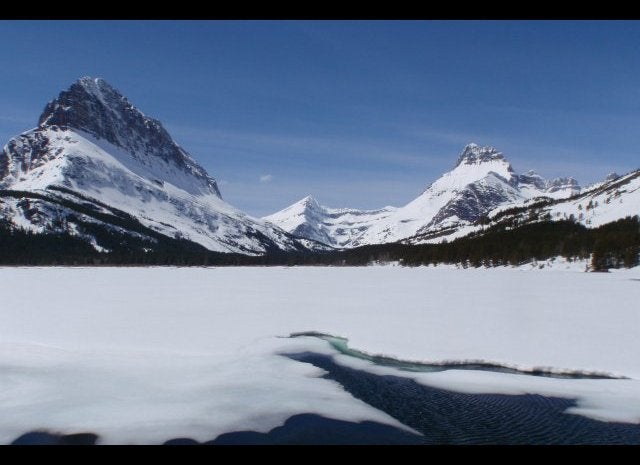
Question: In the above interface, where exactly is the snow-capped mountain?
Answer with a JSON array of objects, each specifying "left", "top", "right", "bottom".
[
  {"left": 401, "top": 168, "right": 640, "bottom": 247},
  {"left": 263, "top": 196, "right": 396, "bottom": 248},
  {"left": 266, "top": 143, "right": 581, "bottom": 247},
  {"left": 0, "top": 77, "right": 316, "bottom": 255}
]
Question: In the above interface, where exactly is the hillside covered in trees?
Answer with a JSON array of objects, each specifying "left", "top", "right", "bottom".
[{"left": 1, "top": 213, "right": 638, "bottom": 271}]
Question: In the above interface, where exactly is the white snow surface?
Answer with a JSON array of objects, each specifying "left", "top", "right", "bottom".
[{"left": 1, "top": 266, "right": 639, "bottom": 443}]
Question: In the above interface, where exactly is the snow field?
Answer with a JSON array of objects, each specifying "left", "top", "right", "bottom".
[{"left": 0, "top": 266, "right": 639, "bottom": 443}]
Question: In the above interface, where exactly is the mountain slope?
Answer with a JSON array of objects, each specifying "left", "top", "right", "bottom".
[
  {"left": 267, "top": 144, "right": 581, "bottom": 247},
  {"left": 0, "top": 77, "right": 316, "bottom": 255},
  {"left": 487, "top": 169, "right": 640, "bottom": 230}
]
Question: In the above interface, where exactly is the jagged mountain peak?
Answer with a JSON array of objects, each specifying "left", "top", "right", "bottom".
[
  {"left": 77, "top": 76, "right": 114, "bottom": 92},
  {"left": 605, "top": 172, "right": 620, "bottom": 182},
  {"left": 39, "top": 76, "right": 139, "bottom": 130},
  {"left": 35, "top": 77, "right": 221, "bottom": 198},
  {"left": 74, "top": 76, "right": 119, "bottom": 102},
  {"left": 273, "top": 196, "right": 323, "bottom": 217},
  {"left": 299, "top": 195, "right": 320, "bottom": 208},
  {"left": 425, "top": 143, "right": 515, "bottom": 195},
  {"left": 455, "top": 143, "right": 506, "bottom": 167},
  {"left": 517, "top": 170, "right": 546, "bottom": 191},
  {"left": 546, "top": 177, "right": 580, "bottom": 193}
]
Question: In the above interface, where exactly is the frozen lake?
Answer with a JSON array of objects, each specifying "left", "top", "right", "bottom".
[{"left": 1, "top": 266, "right": 639, "bottom": 444}]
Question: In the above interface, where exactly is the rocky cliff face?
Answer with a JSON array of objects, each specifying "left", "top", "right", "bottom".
[{"left": 36, "top": 77, "right": 220, "bottom": 197}]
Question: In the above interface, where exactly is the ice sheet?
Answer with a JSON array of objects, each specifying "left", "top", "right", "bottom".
[{"left": 0, "top": 266, "right": 639, "bottom": 443}]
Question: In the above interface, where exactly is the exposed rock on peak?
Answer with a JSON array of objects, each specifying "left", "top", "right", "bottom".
[
  {"left": 38, "top": 76, "right": 221, "bottom": 198},
  {"left": 546, "top": 177, "right": 580, "bottom": 194},
  {"left": 455, "top": 143, "right": 506, "bottom": 167}
]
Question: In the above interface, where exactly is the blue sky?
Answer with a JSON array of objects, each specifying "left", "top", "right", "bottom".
[{"left": 1, "top": 21, "right": 640, "bottom": 216}]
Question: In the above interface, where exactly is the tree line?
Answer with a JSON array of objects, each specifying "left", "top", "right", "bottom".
[{"left": 0, "top": 212, "right": 638, "bottom": 271}]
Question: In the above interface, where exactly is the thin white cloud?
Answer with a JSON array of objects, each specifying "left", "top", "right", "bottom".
[
  {"left": 166, "top": 124, "right": 451, "bottom": 170},
  {"left": 259, "top": 174, "right": 273, "bottom": 183}
]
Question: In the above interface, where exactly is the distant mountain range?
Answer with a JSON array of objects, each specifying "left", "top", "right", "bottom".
[
  {"left": 0, "top": 77, "right": 638, "bottom": 263},
  {"left": 264, "top": 143, "right": 590, "bottom": 247}
]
